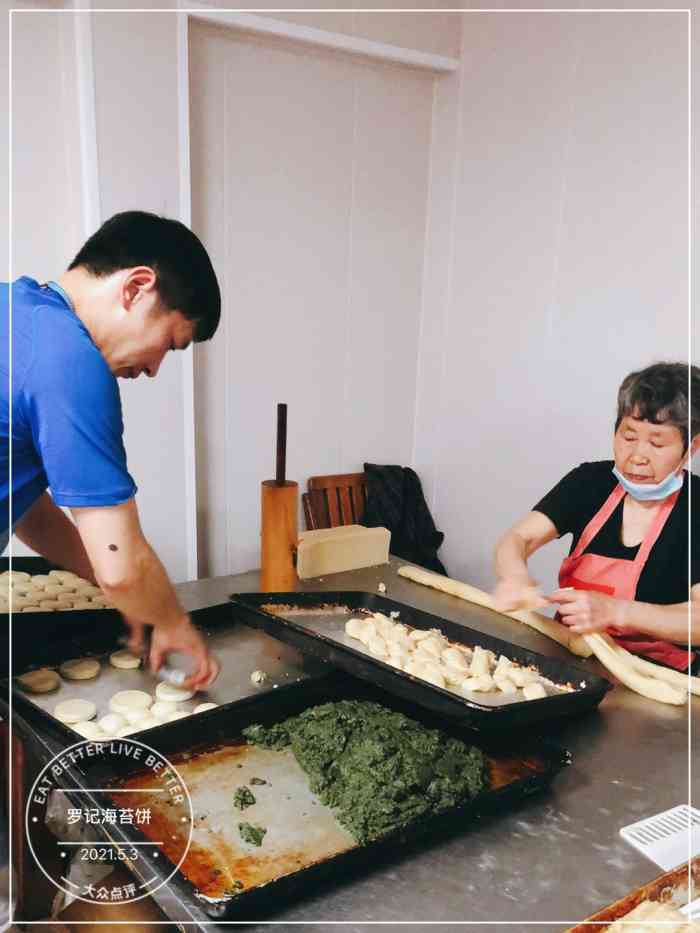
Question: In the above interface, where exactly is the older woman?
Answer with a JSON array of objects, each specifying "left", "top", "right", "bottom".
[{"left": 493, "top": 362, "right": 699, "bottom": 670}]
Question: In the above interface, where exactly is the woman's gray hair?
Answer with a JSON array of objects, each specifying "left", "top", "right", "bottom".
[{"left": 616, "top": 362, "right": 700, "bottom": 450}]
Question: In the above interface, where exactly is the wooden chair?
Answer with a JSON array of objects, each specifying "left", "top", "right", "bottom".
[{"left": 302, "top": 473, "right": 368, "bottom": 530}]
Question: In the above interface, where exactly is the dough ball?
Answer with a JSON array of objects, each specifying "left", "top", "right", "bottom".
[
  {"left": 250, "top": 670, "right": 267, "bottom": 686},
  {"left": 164, "top": 710, "right": 190, "bottom": 722},
  {"left": 54, "top": 595, "right": 75, "bottom": 608},
  {"left": 38, "top": 599, "right": 61, "bottom": 611},
  {"left": 73, "top": 720, "right": 105, "bottom": 739},
  {"left": 60, "top": 658, "right": 101, "bottom": 681},
  {"left": 42, "top": 584, "right": 66, "bottom": 598},
  {"left": 408, "top": 628, "right": 431, "bottom": 643},
  {"left": 30, "top": 574, "right": 52, "bottom": 588},
  {"left": 123, "top": 708, "right": 153, "bottom": 725},
  {"left": 356, "top": 621, "right": 377, "bottom": 646},
  {"left": 509, "top": 667, "right": 540, "bottom": 688},
  {"left": 415, "top": 662, "right": 445, "bottom": 688},
  {"left": 90, "top": 597, "right": 109, "bottom": 609},
  {"left": 150, "top": 701, "right": 179, "bottom": 720},
  {"left": 72, "top": 600, "right": 94, "bottom": 610},
  {"left": 131, "top": 715, "right": 161, "bottom": 731},
  {"left": 442, "top": 647, "right": 469, "bottom": 671},
  {"left": 77, "top": 585, "right": 102, "bottom": 599},
  {"left": 99, "top": 713, "right": 127, "bottom": 733},
  {"left": 155, "top": 682, "right": 195, "bottom": 702},
  {"left": 109, "top": 650, "right": 141, "bottom": 670},
  {"left": 48, "top": 570, "right": 79, "bottom": 583},
  {"left": 345, "top": 618, "right": 366, "bottom": 640},
  {"left": 494, "top": 678, "right": 517, "bottom": 695},
  {"left": 461, "top": 674, "right": 495, "bottom": 694},
  {"left": 109, "top": 690, "right": 152, "bottom": 715},
  {"left": 367, "top": 635, "right": 388, "bottom": 658},
  {"left": 194, "top": 702, "right": 218, "bottom": 714},
  {"left": 54, "top": 699, "right": 97, "bottom": 724},
  {"left": 523, "top": 683, "right": 547, "bottom": 701},
  {"left": 17, "top": 668, "right": 60, "bottom": 694},
  {"left": 11, "top": 595, "right": 39, "bottom": 610},
  {"left": 6, "top": 571, "right": 30, "bottom": 582}
]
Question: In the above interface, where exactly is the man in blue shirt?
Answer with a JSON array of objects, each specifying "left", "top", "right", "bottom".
[{"left": 1, "top": 211, "right": 221, "bottom": 688}]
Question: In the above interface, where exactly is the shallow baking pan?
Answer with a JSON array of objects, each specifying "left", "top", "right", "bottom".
[
  {"left": 230, "top": 591, "right": 612, "bottom": 732},
  {"left": 66, "top": 672, "right": 572, "bottom": 923}
]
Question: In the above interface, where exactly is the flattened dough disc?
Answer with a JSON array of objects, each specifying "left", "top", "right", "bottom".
[
  {"left": 109, "top": 650, "right": 141, "bottom": 670},
  {"left": 17, "top": 668, "right": 60, "bottom": 694},
  {"left": 54, "top": 699, "right": 97, "bottom": 724},
  {"left": 59, "top": 658, "right": 101, "bottom": 681},
  {"left": 109, "top": 690, "right": 152, "bottom": 715},
  {"left": 155, "top": 682, "right": 195, "bottom": 702}
]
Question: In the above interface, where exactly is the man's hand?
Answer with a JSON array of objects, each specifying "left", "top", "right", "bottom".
[
  {"left": 548, "top": 588, "right": 627, "bottom": 634},
  {"left": 149, "top": 615, "right": 220, "bottom": 691},
  {"left": 493, "top": 576, "right": 548, "bottom": 612}
]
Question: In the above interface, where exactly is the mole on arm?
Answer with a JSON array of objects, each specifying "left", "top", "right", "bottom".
[{"left": 108, "top": 544, "right": 118, "bottom": 551}]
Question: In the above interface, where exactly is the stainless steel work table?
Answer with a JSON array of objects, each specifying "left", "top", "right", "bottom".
[{"left": 11, "top": 558, "right": 698, "bottom": 930}]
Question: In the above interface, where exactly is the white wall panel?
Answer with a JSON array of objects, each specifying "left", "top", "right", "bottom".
[
  {"left": 416, "top": 12, "right": 689, "bottom": 592},
  {"left": 190, "top": 22, "right": 434, "bottom": 576}
]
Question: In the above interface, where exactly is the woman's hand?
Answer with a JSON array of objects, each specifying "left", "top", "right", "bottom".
[
  {"left": 548, "top": 588, "right": 628, "bottom": 634},
  {"left": 493, "top": 577, "right": 549, "bottom": 612}
]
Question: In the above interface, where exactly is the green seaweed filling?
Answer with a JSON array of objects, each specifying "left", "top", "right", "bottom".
[
  {"left": 238, "top": 822, "right": 266, "bottom": 846},
  {"left": 243, "top": 700, "right": 488, "bottom": 845},
  {"left": 233, "top": 786, "right": 256, "bottom": 810}
]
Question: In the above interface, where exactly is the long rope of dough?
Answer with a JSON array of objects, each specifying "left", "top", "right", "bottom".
[
  {"left": 598, "top": 632, "right": 700, "bottom": 697},
  {"left": 397, "top": 565, "right": 592, "bottom": 658},
  {"left": 583, "top": 633, "right": 687, "bottom": 705}
]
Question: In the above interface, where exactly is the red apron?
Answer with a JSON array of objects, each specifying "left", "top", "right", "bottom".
[{"left": 557, "top": 483, "right": 693, "bottom": 671}]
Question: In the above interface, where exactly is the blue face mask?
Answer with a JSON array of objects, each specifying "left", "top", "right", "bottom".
[{"left": 612, "top": 465, "right": 684, "bottom": 501}]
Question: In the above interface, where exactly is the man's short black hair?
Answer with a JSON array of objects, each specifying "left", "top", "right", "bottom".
[
  {"left": 69, "top": 211, "right": 220, "bottom": 341},
  {"left": 616, "top": 362, "right": 700, "bottom": 451}
]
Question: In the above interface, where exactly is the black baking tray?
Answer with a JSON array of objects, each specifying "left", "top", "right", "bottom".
[
  {"left": 1, "top": 599, "right": 235, "bottom": 746},
  {"left": 18, "top": 671, "right": 572, "bottom": 924},
  {"left": 230, "top": 591, "right": 612, "bottom": 732},
  {"left": 0, "top": 555, "right": 124, "bottom": 629}
]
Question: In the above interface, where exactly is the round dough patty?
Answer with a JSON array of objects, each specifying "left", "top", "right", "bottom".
[
  {"left": 150, "top": 701, "right": 179, "bottom": 719},
  {"left": 73, "top": 720, "right": 105, "bottom": 739},
  {"left": 109, "top": 650, "right": 141, "bottom": 670},
  {"left": 109, "top": 690, "right": 152, "bottom": 715},
  {"left": 17, "top": 668, "right": 60, "bottom": 694},
  {"left": 155, "top": 682, "right": 195, "bottom": 702},
  {"left": 99, "top": 713, "right": 126, "bottom": 734},
  {"left": 60, "top": 658, "right": 101, "bottom": 681},
  {"left": 54, "top": 699, "right": 97, "bottom": 724}
]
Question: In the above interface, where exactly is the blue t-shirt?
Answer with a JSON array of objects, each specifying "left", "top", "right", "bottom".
[{"left": 0, "top": 277, "right": 137, "bottom": 531}]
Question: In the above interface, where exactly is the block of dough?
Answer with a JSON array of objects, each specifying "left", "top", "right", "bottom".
[
  {"left": 54, "top": 699, "right": 97, "bottom": 724},
  {"left": 73, "top": 720, "right": 106, "bottom": 739},
  {"left": 150, "top": 701, "right": 179, "bottom": 719},
  {"left": 18, "top": 668, "right": 60, "bottom": 694},
  {"left": 522, "top": 683, "right": 547, "bottom": 701},
  {"left": 194, "top": 702, "right": 218, "bottom": 713},
  {"left": 155, "top": 682, "right": 195, "bottom": 702},
  {"left": 109, "top": 650, "right": 141, "bottom": 670},
  {"left": 296, "top": 525, "right": 390, "bottom": 579},
  {"left": 60, "top": 658, "right": 100, "bottom": 681},
  {"left": 110, "top": 690, "right": 152, "bottom": 715}
]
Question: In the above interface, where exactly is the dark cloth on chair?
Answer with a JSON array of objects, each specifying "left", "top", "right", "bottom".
[{"left": 362, "top": 463, "right": 447, "bottom": 575}]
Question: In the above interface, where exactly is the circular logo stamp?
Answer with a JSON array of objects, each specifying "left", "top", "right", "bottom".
[{"left": 26, "top": 738, "right": 193, "bottom": 906}]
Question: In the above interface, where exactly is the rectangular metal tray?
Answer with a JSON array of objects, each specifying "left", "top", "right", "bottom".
[
  {"left": 3, "top": 596, "right": 326, "bottom": 749},
  {"left": 56, "top": 672, "right": 572, "bottom": 923},
  {"left": 230, "top": 591, "right": 612, "bottom": 731}
]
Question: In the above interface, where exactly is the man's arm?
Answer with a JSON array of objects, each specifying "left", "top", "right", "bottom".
[
  {"left": 14, "top": 492, "right": 96, "bottom": 583},
  {"left": 70, "top": 498, "right": 218, "bottom": 689}
]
